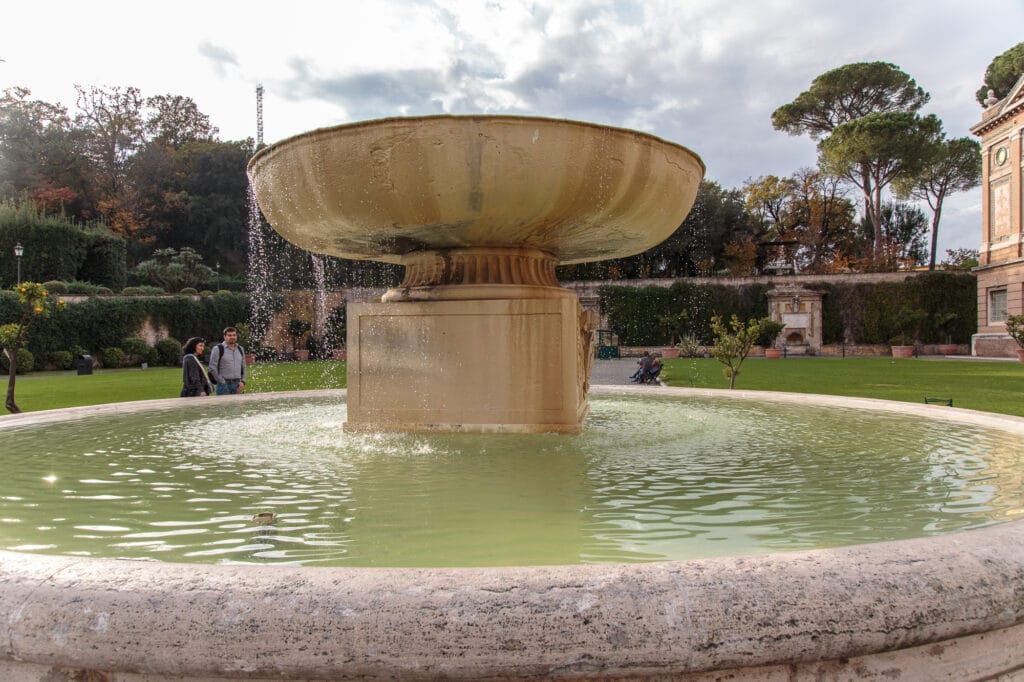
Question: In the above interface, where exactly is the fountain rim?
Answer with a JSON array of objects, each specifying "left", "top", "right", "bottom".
[
  {"left": 2, "top": 384, "right": 1022, "bottom": 434},
  {"left": 1, "top": 387, "right": 1023, "bottom": 679},
  {"left": 245, "top": 113, "right": 706, "bottom": 175}
]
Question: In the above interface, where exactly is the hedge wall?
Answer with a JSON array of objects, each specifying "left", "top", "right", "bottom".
[
  {"left": 0, "top": 292, "right": 249, "bottom": 359},
  {"left": 0, "top": 203, "right": 127, "bottom": 289},
  {"left": 600, "top": 272, "right": 976, "bottom": 346}
]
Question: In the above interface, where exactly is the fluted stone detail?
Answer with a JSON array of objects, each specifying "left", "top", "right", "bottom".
[{"left": 399, "top": 247, "right": 559, "bottom": 288}]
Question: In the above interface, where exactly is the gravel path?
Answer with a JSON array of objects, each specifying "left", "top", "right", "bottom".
[{"left": 590, "top": 358, "right": 654, "bottom": 385}]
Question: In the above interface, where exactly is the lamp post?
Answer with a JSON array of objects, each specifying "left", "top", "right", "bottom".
[{"left": 13, "top": 242, "right": 24, "bottom": 285}]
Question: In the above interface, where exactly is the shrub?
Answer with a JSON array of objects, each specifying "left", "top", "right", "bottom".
[
  {"left": 43, "top": 280, "right": 69, "bottom": 294},
  {"left": 121, "top": 286, "right": 145, "bottom": 296},
  {"left": 121, "top": 337, "right": 151, "bottom": 366},
  {"left": 154, "top": 337, "right": 182, "bottom": 366},
  {"left": 95, "top": 286, "right": 113, "bottom": 296},
  {"left": 676, "top": 334, "right": 703, "bottom": 358},
  {"left": 144, "top": 346, "right": 161, "bottom": 366},
  {"left": 180, "top": 287, "right": 199, "bottom": 295},
  {"left": 101, "top": 346, "right": 125, "bottom": 368},
  {"left": 0, "top": 347, "right": 34, "bottom": 374},
  {"left": 199, "top": 290, "right": 214, "bottom": 296},
  {"left": 65, "top": 280, "right": 100, "bottom": 295},
  {"left": 48, "top": 350, "right": 74, "bottom": 370},
  {"left": 121, "top": 337, "right": 150, "bottom": 356}
]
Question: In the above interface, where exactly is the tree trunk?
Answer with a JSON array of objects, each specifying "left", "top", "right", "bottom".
[
  {"left": 4, "top": 349, "right": 19, "bottom": 414},
  {"left": 928, "top": 193, "right": 945, "bottom": 272}
]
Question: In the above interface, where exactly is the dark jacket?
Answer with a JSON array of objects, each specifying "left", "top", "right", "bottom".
[{"left": 181, "top": 354, "right": 213, "bottom": 397}]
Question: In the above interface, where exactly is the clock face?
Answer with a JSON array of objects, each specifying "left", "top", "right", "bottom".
[{"left": 994, "top": 146, "right": 1009, "bottom": 166}]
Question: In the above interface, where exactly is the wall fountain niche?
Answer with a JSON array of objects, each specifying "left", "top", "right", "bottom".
[{"left": 248, "top": 115, "right": 704, "bottom": 433}]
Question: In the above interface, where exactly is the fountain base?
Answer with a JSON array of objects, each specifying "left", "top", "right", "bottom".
[{"left": 345, "top": 249, "right": 597, "bottom": 433}]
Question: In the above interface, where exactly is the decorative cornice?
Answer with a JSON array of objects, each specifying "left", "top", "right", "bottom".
[{"left": 972, "top": 73, "right": 1024, "bottom": 137}]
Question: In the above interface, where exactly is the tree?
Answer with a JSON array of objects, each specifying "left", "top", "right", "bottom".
[
  {"left": 709, "top": 314, "right": 771, "bottom": 390},
  {"left": 893, "top": 136, "right": 981, "bottom": 270},
  {"left": 818, "top": 112, "right": 941, "bottom": 258},
  {"left": 976, "top": 41, "right": 1024, "bottom": 105},
  {"left": 772, "top": 62, "right": 929, "bottom": 140},
  {"left": 1, "top": 282, "right": 64, "bottom": 413},
  {"left": 143, "top": 94, "right": 218, "bottom": 148},
  {"left": 132, "top": 247, "right": 215, "bottom": 291},
  {"left": 857, "top": 201, "right": 929, "bottom": 268},
  {"left": 0, "top": 88, "right": 92, "bottom": 218},
  {"left": 743, "top": 169, "right": 859, "bottom": 272}
]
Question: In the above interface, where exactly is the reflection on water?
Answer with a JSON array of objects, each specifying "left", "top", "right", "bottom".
[{"left": 1, "top": 395, "right": 1021, "bottom": 567}]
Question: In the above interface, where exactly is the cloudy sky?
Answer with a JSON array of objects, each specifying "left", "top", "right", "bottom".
[{"left": 3, "top": 0, "right": 1022, "bottom": 256}]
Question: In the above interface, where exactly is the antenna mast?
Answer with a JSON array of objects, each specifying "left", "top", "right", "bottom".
[{"left": 255, "top": 84, "right": 264, "bottom": 147}]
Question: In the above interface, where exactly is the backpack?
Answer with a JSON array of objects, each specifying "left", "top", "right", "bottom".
[{"left": 214, "top": 342, "right": 245, "bottom": 373}]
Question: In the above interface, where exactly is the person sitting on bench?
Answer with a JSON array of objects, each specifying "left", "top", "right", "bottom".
[{"left": 629, "top": 351, "right": 652, "bottom": 382}]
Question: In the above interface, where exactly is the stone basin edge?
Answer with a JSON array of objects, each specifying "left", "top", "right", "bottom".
[{"left": 0, "top": 387, "right": 1022, "bottom": 680}]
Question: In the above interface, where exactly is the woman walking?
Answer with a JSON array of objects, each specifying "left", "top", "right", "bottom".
[{"left": 180, "top": 337, "right": 214, "bottom": 397}]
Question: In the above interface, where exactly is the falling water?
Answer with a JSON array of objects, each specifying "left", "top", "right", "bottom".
[
  {"left": 310, "top": 254, "right": 328, "bottom": 339},
  {"left": 246, "top": 185, "right": 275, "bottom": 348}
]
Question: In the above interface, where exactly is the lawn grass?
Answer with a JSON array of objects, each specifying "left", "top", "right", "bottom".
[
  {"left": 3, "top": 356, "right": 1023, "bottom": 418},
  {"left": 661, "top": 356, "right": 1024, "bottom": 417},
  {"left": 3, "top": 360, "right": 347, "bottom": 413}
]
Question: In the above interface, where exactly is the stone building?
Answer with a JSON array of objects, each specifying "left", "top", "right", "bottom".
[{"left": 971, "top": 75, "right": 1024, "bottom": 356}]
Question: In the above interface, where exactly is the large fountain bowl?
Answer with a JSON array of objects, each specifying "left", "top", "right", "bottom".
[{"left": 247, "top": 115, "right": 704, "bottom": 264}]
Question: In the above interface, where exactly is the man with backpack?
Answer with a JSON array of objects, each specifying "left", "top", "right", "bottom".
[{"left": 208, "top": 326, "right": 247, "bottom": 395}]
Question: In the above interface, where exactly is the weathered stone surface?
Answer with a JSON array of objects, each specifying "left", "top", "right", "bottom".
[{"left": 247, "top": 115, "right": 704, "bottom": 266}]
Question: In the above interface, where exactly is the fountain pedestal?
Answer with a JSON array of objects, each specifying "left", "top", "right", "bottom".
[{"left": 346, "top": 247, "right": 596, "bottom": 433}]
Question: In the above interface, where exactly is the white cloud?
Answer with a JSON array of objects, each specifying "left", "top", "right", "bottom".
[{"left": 2, "top": 0, "right": 1022, "bottom": 254}]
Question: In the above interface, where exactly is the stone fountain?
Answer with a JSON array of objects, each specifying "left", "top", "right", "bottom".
[{"left": 247, "top": 115, "right": 704, "bottom": 433}]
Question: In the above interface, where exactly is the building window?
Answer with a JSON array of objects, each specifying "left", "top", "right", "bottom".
[{"left": 989, "top": 289, "right": 1008, "bottom": 324}]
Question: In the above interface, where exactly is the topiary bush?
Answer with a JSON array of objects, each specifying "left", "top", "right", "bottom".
[
  {"left": 179, "top": 287, "right": 199, "bottom": 295},
  {"left": 48, "top": 350, "right": 74, "bottom": 370},
  {"left": 101, "top": 347, "right": 125, "bottom": 368},
  {"left": 0, "top": 347, "right": 34, "bottom": 374},
  {"left": 154, "top": 337, "right": 182, "bottom": 366},
  {"left": 121, "top": 337, "right": 151, "bottom": 367},
  {"left": 65, "top": 280, "right": 100, "bottom": 295},
  {"left": 95, "top": 286, "right": 113, "bottom": 296},
  {"left": 43, "top": 280, "right": 69, "bottom": 294},
  {"left": 121, "top": 286, "right": 145, "bottom": 296}
]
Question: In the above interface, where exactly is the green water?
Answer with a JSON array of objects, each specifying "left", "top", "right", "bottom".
[{"left": 1, "top": 395, "right": 1021, "bottom": 567}]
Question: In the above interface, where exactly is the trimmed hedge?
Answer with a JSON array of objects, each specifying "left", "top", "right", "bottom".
[
  {"left": 0, "top": 203, "right": 126, "bottom": 288},
  {"left": 0, "top": 292, "right": 249, "bottom": 361},
  {"left": 600, "top": 273, "right": 976, "bottom": 346}
]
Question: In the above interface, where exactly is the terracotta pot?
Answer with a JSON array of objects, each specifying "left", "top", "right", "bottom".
[
  {"left": 764, "top": 348, "right": 783, "bottom": 359},
  {"left": 332, "top": 349, "right": 347, "bottom": 361},
  {"left": 1017, "top": 348, "right": 1024, "bottom": 363},
  {"left": 294, "top": 349, "right": 310, "bottom": 361},
  {"left": 661, "top": 347, "right": 680, "bottom": 359},
  {"left": 891, "top": 345, "right": 914, "bottom": 359}
]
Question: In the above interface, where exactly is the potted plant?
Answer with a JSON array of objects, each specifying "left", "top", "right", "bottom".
[
  {"left": 657, "top": 311, "right": 688, "bottom": 359},
  {"left": 758, "top": 320, "right": 786, "bottom": 359},
  {"left": 287, "top": 318, "right": 312, "bottom": 361},
  {"left": 1006, "top": 314, "right": 1024, "bottom": 362},
  {"left": 934, "top": 312, "right": 960, "bottom": 355},
  {"left": 890, "top": 308, "right": 926, "bottom": 359},
  {"left": 234, "top": 322, "right": 257, "bottom": 365},
  {"left": 324, "top": 304, "right": 347, "bottom": 361}
]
